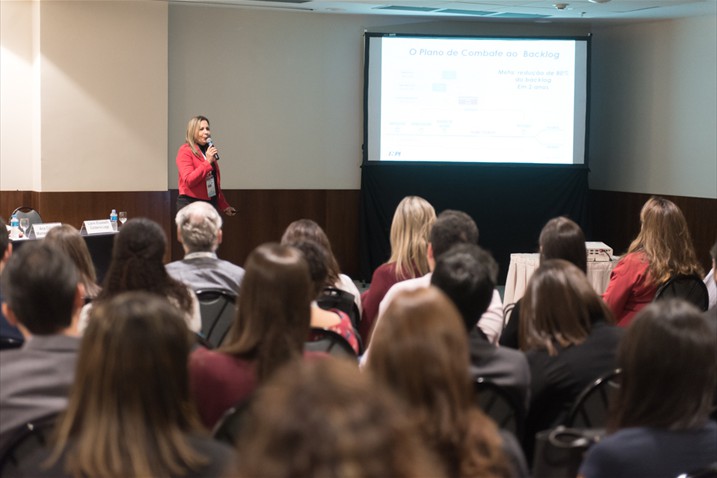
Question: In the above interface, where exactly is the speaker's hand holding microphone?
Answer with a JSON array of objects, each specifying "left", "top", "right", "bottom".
[{"left": 206, "top": 136, "right": 220, "bottom": 163}]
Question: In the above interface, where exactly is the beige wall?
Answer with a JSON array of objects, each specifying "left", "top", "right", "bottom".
[
  {"left": 589, "top": 16, "right": 717, "bottom": 198},
  {"left": 0, "top": 0, "right": 168, "bottom": 192},
  {"left": 0, "top": 1, "right": 39, "bottom": 191},
  {"left": 2, "top": 2, "right": 715, "bottom": 198}
]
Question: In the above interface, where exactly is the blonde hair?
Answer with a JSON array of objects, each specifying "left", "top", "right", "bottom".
[
  {"left": 388, "top": 196, "right": 435, "bottom": 280},
  {"left": 185, "top": 115, "right": 209, "bottom": 156},
  {"left": 627, "top": 196, "right": 702, "bottom": 284}
]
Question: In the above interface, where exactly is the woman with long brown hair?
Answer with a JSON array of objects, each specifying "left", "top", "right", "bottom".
[
  {"left": 360, "top": 195, "right": 435, "bottom": 342},
  {"left": 520, "top": 259, "right": 623, "bottom": 459},
  {"left": 603, "top": 196, "right": 702, "bottom": 326},
  {"left": 579, "top": 300, "right": 716, "bottom": 478},
  {"left": 281, "top": 218, "right": 363, "bottom": 315},
  {"left": 188, "top": 243, "right": 314, "bottom": 429},
  {"left": 44, "top": 224, "right": 101, "bottom": 300},
  {"left": 237, "top": 359, "right": 445, "bottom": 478},
  {"left": 30, "top": 292, "right": 237, "bottom": 477},
  {"left": 367, "top": 287, "right": 517, "bottom": 478},
  {"left": 79, "top": 218, "right": 200, "bottom": 332}
]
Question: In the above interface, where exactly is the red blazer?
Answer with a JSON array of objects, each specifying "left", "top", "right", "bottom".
[{"left": 176, "top": 143, "right": 230, "bottom": 211}]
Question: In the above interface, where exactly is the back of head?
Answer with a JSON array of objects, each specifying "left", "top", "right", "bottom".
[
  {"left": 431, "top": 243, "right": 498, "bottom": 330},
  {"left": 50, "top": 292, "right": 203, "bottom": 477},
  {"left": 368, "top": 287, "right": 510, "bottom": 478},
  {"left": 175, "top": 201, "right": 222, "bottom": 253},
  {"left": 611, "top": 299, "right": 717, "bottom": 431},
  {"left": 101, "top": 218, "right": 191, "bottom": 310},
  {"left": 281, "top": 219, "right": 341, "bottom": 283},
  {"left": 0, "top": 217, "right": 8, "bottom": 260},
  {"left": 1, "top": 241, "right": 79, "bottom": 334},
  {"left": 44, "top": 224, "right": 100, "bottom": 297},
  {"left": 539, "top": 216, "right": 587, "bottom": 273},
  {"left": 630, "top": 196, "right": 702, "bottom": 283},
  {"left": 389, "top": 196, "right": 436, "bottom": 279},
  {"left": 430, "top": 210, "right": 480, "bottom": 259},
  {"left": 222, "top": 243, "right": 311, "bottom": 381},
  {"left": 520, "top": 259, "right": 612, "bottom": 355},
  {"left": 285, "top": 239, "right": 329, "bottom": 298},
  {"left": 238, "top": 359, "right": 445, "bottom": 478},
  {"left": 368, "top": 287, "right": 470, "bottom": 414}
]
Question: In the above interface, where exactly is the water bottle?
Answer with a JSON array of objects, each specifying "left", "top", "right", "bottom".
[
  {"left": 110, "top": 209, "right": 118, "bottom": 231},
  {"left": 9, "top": 214, "right": 20, "bottom": 239}
]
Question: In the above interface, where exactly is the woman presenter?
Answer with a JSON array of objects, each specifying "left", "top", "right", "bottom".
[{"left": 176, "top": 115, "right": 236, "bottom": 216}]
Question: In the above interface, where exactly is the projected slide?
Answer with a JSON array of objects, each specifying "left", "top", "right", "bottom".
[{"left": 365, "top": 35, "right": 589, "bottom": 165}]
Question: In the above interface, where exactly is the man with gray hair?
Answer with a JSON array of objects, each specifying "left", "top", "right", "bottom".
[{"left": 166, "top": 201, "right": 245, "bottom": 293}]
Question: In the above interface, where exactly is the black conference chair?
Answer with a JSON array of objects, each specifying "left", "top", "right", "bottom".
[
  {"left": 0, "top": 413, "right": 57, "bottom": 477},
  {"left": 317, "top": 287, "right": 361, "bottom": 331},
  {"left": 473, "top": 377, "right": 525, "bottom": 441},
  {"left": 677, "top": 462, "right": 717, "bottom": 478},
  {"left": 212, "top": 396, "right": 255, "bottom": 447},
  {"left": 653, "top": 274, "right": 710, "bottom": 312},
  {"left": 195, "top": 289, "right": 237, "bottom": 349},
  {"left": 10, "top": 207, "right": 42, "bottom": 227},
  {"left": 305, "top": 327, "right": 357, "bottom": 359},
  {"left": 0, "top": 337, "right": 23, "bottom": 351},
  {"left": 565, "top": 369, "right": 622, "bottom": 429}
]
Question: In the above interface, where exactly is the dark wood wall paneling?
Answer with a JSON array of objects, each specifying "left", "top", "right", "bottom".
[
  {"left": 589, "top": 190, "right": 717, "bottom": 273},
  {"left": 3, "top": 189, "right": 714, "bottom": 278}
]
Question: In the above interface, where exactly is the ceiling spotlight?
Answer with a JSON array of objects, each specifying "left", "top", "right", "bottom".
[
  {"left": 554, "top": 3, "right": 569, "bottom": 9},
  {"left": 588, "top": 0, "right": 612, "bottom": 3}
]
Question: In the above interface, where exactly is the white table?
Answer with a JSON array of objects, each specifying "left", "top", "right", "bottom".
[{"left": 503, "top": 253, "right": 619, "bottom": 305}]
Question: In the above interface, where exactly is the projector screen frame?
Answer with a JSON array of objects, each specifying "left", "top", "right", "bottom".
[{"left": 362, "top": 32, "right": 592, "bottom": 168}]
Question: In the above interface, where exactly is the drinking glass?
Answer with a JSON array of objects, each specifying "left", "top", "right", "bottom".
[
  {"left": 118, "top": 211, "right": 128, "bottom": 225},
  {"left": 19, "top": 218, "right": 30, "bottom": 238}
]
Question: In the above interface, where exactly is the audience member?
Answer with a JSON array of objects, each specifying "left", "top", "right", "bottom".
[
  {"left": 237, "top": 359, "right": 445, "bottom": 478},
  {"left": 26, "top": 292, "right": 237, "bottom": 477},
  {"left": 360, "top": 195, "right": 435, "bottom": 343},
  {"left": 0, "top": 217, "right": 23, "bottom": 346},
  {"left": 0, "top": 242, "right": 84, "bottom": 450},
  {"left": 431, "top": 243, "right": 531, "bottom": 410},
  {"left": 579, "top": 299, "right": 717, "bottom": 478},
  {"left": 705, "top": 239, "right": 717, "bottom": 319},
  {"left": 166, "top": 201, "right": 245, "bottom": 293},
  {"left": 367, "top": 287, "right": 523, "bottom": 478},
  {"left": 288, "top": 239, "right": 360, "bottom": 354},
  {"left": 44, "top": 224, "right": 102, "bottom": 300},
  {"left": 189, "top": 243, "right": 314, "bottom": 429},
  {"left": 374, "top": 210, "right": 503, "bottom": 344},
  {"left": 501, "top": 216, "right": 587, "bottom": 349},
  {"left": 80, "top": 218, "right": 201, "bottom": 333},
  {"left": 281, "top": 218, "right": 362, "bottom": 315},
  {"left": 520, "top": 260, "right": 623, "bottom": 460},
  {"left": 603, "top": 196, "right": 702, "bottom": 325}
]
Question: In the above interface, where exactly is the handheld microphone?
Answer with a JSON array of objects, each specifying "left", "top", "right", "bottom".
[{"left": 207, "top": 137, "right": 220, "bottom": 160}]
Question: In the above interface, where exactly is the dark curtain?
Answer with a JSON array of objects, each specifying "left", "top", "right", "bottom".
[{"left": 359, "top": 162, "right": 589, "bottom": 283}]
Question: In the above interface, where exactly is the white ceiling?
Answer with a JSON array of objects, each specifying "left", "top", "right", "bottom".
[{"left": 170, "top": 0, "right": 717, "bottom": 22}]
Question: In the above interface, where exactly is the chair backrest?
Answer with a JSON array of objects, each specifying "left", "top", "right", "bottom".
[
  {"left": 0, "top": 337, "right": 23, "bottom": 351},
  {"left": 10, "top": 207, "right": 42, "bottom": 226},
  {"left": 677, "top": 462, "right": 717, "bottom": 478},
  {"left": 195, "top": 289, "right": 237, "bottom": 349},
  {"left": 305, "top": 327, "right": 357, "bottom": 359},
  {"left": 654, "top": 275, "right": 710, "bottom": 312},
  {"left": 565, "top": 369, "right": 622, "bottom": 428},
  {"left": 0, "top": 413, "right": 57, "bottom": 477},
  {"left": 212, "top": 396, "right": 254, "bottom": 446},
  {"left": 316, "top": 287, "right": 360, "bottom": 331},
  {"left": 473, "top": 378, "right": 525, "bottom": 441}
]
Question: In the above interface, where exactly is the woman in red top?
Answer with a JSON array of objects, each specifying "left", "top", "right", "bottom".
[
  {"left": 602, "top": 196, "right": 702, "bottom": 326},
  {"left": 176, "top": 115, "right": 236, "bottom": 216},
  {"left": 360, "top": 195, "right": 435, "bottom": 343}
]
